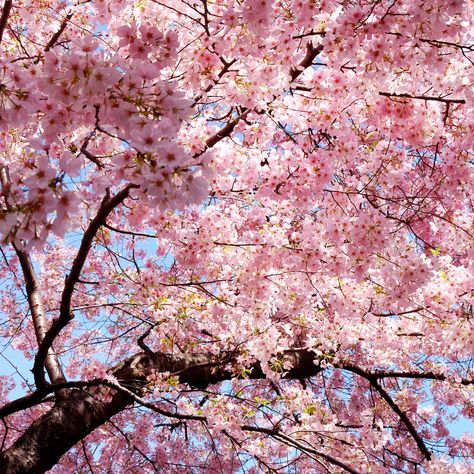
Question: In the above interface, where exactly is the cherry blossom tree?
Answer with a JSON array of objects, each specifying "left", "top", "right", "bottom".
[{"left": 0, "top": 0, "right": 473, "bottom": 472}]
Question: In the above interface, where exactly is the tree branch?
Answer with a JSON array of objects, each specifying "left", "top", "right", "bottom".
[
  {"left": 12, "top": 244, "right": 66, "bottom": 386},
  {"left": 196, "top": 43, "right": 323, "bottom": 156},
  {"left": 0, "top": 349, "right": 322, "bottom": 471},
  {"left": 0, "top": 380, "right": 103, "bottom": 419},
  {"left": 0, "top": 166, "right": 66, "bottom": 386},
  {"left": 2, "top": 346, "right": 471, "bottom": 471},
  {"left": 379, "top": 91, "right": 465, "bottom": 104},
  {"left": 32, "top": 184, "right": 137, "bottom": 389},
  {"left": 191, "top": 56, "right": 238, "bottom": 107},
  {"left": 201, "top": 109, "right": 250, "bottom": 152},
  {"left": 104, "top": 222, "right": 156, "bottom": 238},
  {"left": 270, "top": 430, "right": 360, "bottom": 474},
  {"left": 342, "top": 364, "right": 473, "bottom": 385},
  {"left": 44, "top": 11, "right": 73, "bottom": 52},
  {"left": 289, "top": 42, "right": 323, "bottom": 83},
  {"left": 343, "top": 365, "right": 431, "bottom": 461},
  {"left": 0, "top": 0, "right": 12, "bottom": 47}
]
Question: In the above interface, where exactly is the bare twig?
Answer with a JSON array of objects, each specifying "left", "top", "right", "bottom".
[{"left": 104, "top": 222, "right": 156, "bottom": 238}]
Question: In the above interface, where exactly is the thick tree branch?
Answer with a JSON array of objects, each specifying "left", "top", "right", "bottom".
[
  {"left": 0, "top": 380, "right": 102, "bottom": 419},
  {"left": 0, "top": 349, "right": 321, "bottom": 472},
  {"left": 0, "top": 0, "right": 12, "bottom": 46},
  {"left": 289, "top": 42, "right": 323, "bottom": 82},
  {"left": 342, "top": 363, "right": 473, "bottom": 385},
  {"left": 201, "top": 109, "right": 250, "bottom": 152},
  {"left": 44, "top": 11, "right": 73, "bottom": 52},
  {"left": 12, "top": 244, "right": 66, "bottom": 386},
  {"left": 0, "top": 350, "right": 250, "bottom": 420},
  {"left": 32, "top": 184, "right": 137, "bottom": 389},
  {"left": 2, "top": 347, "right": 471, "bottom": 472}
]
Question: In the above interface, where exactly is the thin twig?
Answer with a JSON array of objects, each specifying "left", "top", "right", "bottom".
[
  {"left": 344, "top": 365, "right": 431, "bottom": 460},
  {"left": 379, "top": 91, "right": 465, "bottom": 104}
]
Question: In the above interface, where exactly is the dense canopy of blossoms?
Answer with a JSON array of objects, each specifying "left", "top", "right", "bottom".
[{"left": 0, "top": 0, "right": 473, "bottom": 472}]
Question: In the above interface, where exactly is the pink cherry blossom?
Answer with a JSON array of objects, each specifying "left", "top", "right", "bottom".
[{"left": 0, "top": 0, "right": 473, "bottom": 472}]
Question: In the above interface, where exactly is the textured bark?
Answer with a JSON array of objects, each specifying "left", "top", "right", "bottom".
[
  {"left": 0, "top": 350, "right": 321, "bottom": 473},
  {"left": 13, "top": 245, "right": 66, "bottom": 387},
  {"left": 0, "top": 389, "right": 130, "bottom": 474},
  {"left": 0, "top": 0, "right": 13, "bottom": 46}
]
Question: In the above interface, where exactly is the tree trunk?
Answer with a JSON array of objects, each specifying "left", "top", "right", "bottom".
[
  {"left": 0, "top": 350, "right": 319, "bottom": 473},
  {"left": 0, "top": 389, "right": 130, "bottom": 473}
]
